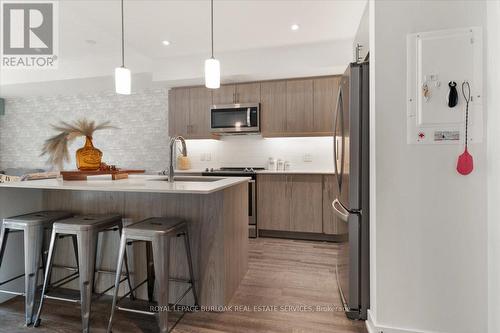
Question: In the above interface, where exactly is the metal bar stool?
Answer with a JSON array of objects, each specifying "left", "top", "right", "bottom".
[
  {"left": 34, "top": 214, "right": 135, "bottom": 333},
  {"left": 0, "top": 211, "right": 73, "bottom": 326},
  {"left": 107, "top": 217, "right": 198, "bottom": 333}
]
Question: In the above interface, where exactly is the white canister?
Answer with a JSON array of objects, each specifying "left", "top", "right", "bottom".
[
  {"left": 277, "top": 159, "right": 284, "bottom": 171},
  {"left": 268, "top": 157, "right": 277, "bottom": 171}
]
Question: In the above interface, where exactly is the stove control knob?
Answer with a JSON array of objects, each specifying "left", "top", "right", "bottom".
[
  {"left": 210, "top": 168, "right": 214, "bottom": 172},
  {"left": 205, "top": 168, "right": 209, "bottom": 172}
]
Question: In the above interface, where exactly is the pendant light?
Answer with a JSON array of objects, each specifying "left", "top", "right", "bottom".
[
  {"left": 205, "top": 0, "right": 220, "bottom": 89},
  {"left": 115, "top": 0, "right": 131, "bottom": 95}
]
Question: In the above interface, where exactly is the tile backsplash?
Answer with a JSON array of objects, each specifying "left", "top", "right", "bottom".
[
  {"left": 0, "top": 88, "right": 333, "bottom": 173},
  {"left": 0, "top": 88, "right": 169, "bottom": 172},
  {"left": 184, "top": 135, "right": 334, "bottom": 171}
]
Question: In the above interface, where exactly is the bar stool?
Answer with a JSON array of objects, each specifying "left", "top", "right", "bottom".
[
  {"left": 0, "top": 211, "right": 73, "bottom": 326},
  {"left": 34, "top": 214, "right": 135, "bottom": 333},
  {"left": 107, "top": 217, "right": 198, "bottom": 333}
]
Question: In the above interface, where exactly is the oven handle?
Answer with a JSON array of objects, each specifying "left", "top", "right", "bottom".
[{"left": 249, "top": 179, "right": 256, "bottom": 219}]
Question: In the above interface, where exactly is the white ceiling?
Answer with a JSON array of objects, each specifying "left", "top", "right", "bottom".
[
  {"left": 64, "top": 0, "right": 366, "bottom": 57},
  {"left": 0, "top": 0, "right": 367, "bottom": 90}
]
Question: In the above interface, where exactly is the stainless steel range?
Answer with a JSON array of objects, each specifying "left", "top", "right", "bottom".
[{"left": 202, "top": 167, "right": 264, "bottom": 238}]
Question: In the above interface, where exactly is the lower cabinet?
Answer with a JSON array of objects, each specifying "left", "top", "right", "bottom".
[
  {"left": 289, "top": 175, "right": 323, "bottom": 233},
  {"left": 257, "top": 174, "right": 342, "bottom": 236},
  {"left": 256, "top": 175, "right": 290, "bottom": 231}
]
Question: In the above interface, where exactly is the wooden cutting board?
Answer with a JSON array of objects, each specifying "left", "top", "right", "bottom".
[{"left": 60, "top": 169, "right": 145, "bottom": 181}]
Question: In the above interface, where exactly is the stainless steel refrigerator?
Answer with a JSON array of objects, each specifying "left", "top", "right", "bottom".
[{"left": 333, "top": 61, "right": 370, "bottom": 320}]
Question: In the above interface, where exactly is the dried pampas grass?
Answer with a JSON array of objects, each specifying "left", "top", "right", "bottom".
[{"left": 41, "top": 119, "right": 116, "bottom": 170}]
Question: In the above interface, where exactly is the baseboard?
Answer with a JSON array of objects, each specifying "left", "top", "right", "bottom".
[
  {"left": 366, "top": 309, "right": 443, "bottom": 333},
  {"left": 366, "top": 310, "right": 377, "bottom": 333},
  {"left": 258, "top": 229, "right": 346, "bottom": 242}
]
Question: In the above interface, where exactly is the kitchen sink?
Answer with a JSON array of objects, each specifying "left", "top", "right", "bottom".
[{"left": 149, "top": 176, "right": 223, "bottom": 182}]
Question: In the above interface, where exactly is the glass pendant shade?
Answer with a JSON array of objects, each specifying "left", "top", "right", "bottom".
[
  {"left": 204, "top": 58, "right": 220, "bottom": 89},
  {"left": 115, "top": 66, "right": 131, "bottom": 95}
]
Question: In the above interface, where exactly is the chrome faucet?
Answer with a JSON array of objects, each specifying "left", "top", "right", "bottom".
[{"left": 168, "top": 136, "right": 187, "bottom": 183}]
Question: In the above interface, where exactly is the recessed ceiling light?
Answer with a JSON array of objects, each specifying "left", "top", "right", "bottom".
[
  {"left": 85, "top": 39, "right": 97, "bottom": 45},
  {"left": 162, "top": 40, "right": 171, "bottom": 46},
  {"left": 290, "top": 24, "right": 300, "bottom": 31}
]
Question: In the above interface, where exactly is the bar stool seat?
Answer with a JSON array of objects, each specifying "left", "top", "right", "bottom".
[
  {"left": 53, "top": 214, "right": 125, "bottom": 232},
  {"left": 125, "top": 217, "right": 186, "bottom": 236},
  {"left": 0, "top": 211, "right": 73, "bottom": 326},
  {"left": 34, "top": 214, "right": 134, "bottom": 333},
  {"left": 2, "top": 211, "right": 73, "bottom": 228},
  {"left": 107, "top": 217, "right": 198, "bottom": 333}
]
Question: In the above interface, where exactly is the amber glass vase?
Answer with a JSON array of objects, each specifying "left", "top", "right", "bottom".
[{"left": 76, "top": 136, "right": 103, "bottom": 171}]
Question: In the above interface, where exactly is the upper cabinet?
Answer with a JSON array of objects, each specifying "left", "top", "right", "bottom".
[
  {"left": 286, "top": 79, "right": 314, "bottom": 133},
  {"left": 212, "top": 85, "right": 235, "bottom": 105},
  {"left": 169, "top": 86, "right": 213, "bottom": 139},
  {"left": 313, "top": 76, "right": 340, "bottom": 133},
  {"left": 261, "top": 81, "right": 287, "bottom": 134},
  {"left": 188, "top": 86, "right": 213, "bottom": 138},
  {"left": 212, "top": 83, "right": 261, "bottom": 104},
  {"left": 168, "top": 88, "right": 190, "bottom": 137},
  {"left": 236, "top": 82, "right": 261, "bottom": 103},
  {"left": 168, "top": 75, "right": 340, "bottom": 139}
]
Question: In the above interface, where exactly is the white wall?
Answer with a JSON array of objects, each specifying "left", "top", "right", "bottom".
[
  {"left": 487, "top": 1, "right": 500, "bottom": 333},
  {"left": 369, "top": 1, "right": 487, "bottom": 333}
]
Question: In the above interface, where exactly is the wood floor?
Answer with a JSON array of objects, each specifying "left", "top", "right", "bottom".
[{"left": 0, "top": 238, "right": 367, "bottom": 333}]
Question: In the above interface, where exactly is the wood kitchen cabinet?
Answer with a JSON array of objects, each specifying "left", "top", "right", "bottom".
[
  {"left": 286, "top": 79, "right": 314, "bottom": 133},
  {"left": 257, "top": 174, "right": 290, "bottom": 231},
  {"left": 313, "top": 77, "right": 340, "bottom": 133},
  {"left": 212, "top": 85, "right": 236, "bottom": 104},
  {"left": 169, "top": 87, "right": 213, "bottom": 139},
  {"left": 289, "top": 175, "right": 323, "bottom": 233},
  {"left": 212, "top": 83, "right": 261, "bottom": 104},
  {"left": 168, "top": 88, "right": 190, "bottom": 137},
  {"left": 236, "top": 82, "right": 261, "bottom": 103},
  {"left": 322, "top": 174, "right": 347, "bottom": 235},
  {"left": 260, "top": 80, "right": 287, "bottom": 135},
  {"left": 168, "top": 75, "right": 340, "bottom": 139},
  {"left": 188, "top": 86, "right": 212, "bottom": 138},
  {"left": 257, "top": 174, "right": 323, "bottom": 234}
]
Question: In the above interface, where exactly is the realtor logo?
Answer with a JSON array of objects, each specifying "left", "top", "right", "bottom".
[{"left": 1, "top": 1, "right": 58, "bottom": 68}]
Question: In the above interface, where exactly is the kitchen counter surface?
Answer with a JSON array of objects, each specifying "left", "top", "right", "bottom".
[
  {"left": 0, "top": 175, "right": 250, "bottom": 194},
  {"left": 174, "top": 169, "right": 335, "bottom": 175},
  {"left": 256, "top": 170, "right": 335, "bottom": 175}
]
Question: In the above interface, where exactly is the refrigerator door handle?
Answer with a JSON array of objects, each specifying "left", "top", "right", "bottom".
[
  {"left": 333, "top": 85, "right": 343, "bottom": 183},
  {"left": 332, "top": 198, "right": 349, "bottom": 222}
]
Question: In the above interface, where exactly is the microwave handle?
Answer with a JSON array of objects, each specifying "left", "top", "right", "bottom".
[{"left": 247, "top": 108, "right": 251, "bottom": 127}]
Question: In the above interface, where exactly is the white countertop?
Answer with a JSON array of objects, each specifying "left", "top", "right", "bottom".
[
  {"left": 256, "top": 170, "right": 334, "bottom": 175},
  {"left": 0, "top": 175, "right": 250, "bottom": 195},
  {"left": 174, "top": 169, "right": 334, "bottom": 175}
]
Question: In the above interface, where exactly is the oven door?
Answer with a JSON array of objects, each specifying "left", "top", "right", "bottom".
[
  {"left": 210, "top": 103, "right": 260, "bottom": 134},
  {"left": 248, "top": 179, "right": 257, "bottom": 238}
]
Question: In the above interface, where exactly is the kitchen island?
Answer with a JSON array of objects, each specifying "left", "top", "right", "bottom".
[{"left": 0, "top": 175, "right": 249, "bottom": 306}]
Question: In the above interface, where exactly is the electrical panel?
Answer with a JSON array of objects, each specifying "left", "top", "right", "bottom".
[{"left": 407, "top": 27, "right": 483, "bottom": 144}]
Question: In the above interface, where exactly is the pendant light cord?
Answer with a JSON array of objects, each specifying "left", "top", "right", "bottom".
[
  {"left": 121, "top": 0, "right": 125, "bottom": 67},
  {"left": 210, "top": 0, "right": 214, "bottom": 59}
]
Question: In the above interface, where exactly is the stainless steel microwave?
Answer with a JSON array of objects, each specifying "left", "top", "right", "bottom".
[{"left": 210, "top": 103, "right": 260, "bottom": 134}]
